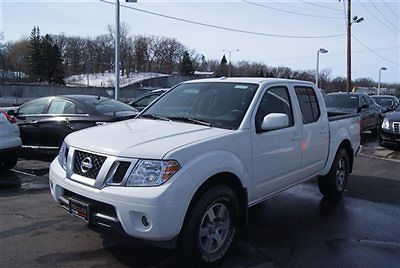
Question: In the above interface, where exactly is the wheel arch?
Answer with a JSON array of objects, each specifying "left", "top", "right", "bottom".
[{"left": 183, "top": 172, "right": 248, "bottom": 230}]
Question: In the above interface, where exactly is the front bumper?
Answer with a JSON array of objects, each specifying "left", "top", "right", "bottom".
[
  {"left": 380, "top": 129, "right": 400, "bottom": 146},
  {"left": 49, "top": 159, "right": 193, "bottom": 241}
]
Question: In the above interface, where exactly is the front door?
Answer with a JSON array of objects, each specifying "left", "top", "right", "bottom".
[{"left": 251, "top": 85, "right": 302, "bottom": 202}]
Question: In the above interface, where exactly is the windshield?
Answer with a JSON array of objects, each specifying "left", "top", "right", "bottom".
[
  {"left": 395, "top": 104, "right": 400, "bottom": 112},
  {"left": 141, "top": 82, "right": 259, "bottom": 130},
  {"left": 372, "top": 97, "right": 393, "bottom": 108},
  {"left": 325, "top": 94, "right": 358, "bottom": 108},
  {"left": 84, "top": 98, "right": 136, "bottom": 115}
]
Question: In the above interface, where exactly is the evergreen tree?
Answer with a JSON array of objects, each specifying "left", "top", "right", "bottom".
[
  {"left": 215, "top": 54, "right": 228, "bottom": 77},
  {"left": 28, "top": 26, "right": 43, "bottom": 81},
  {"left": 179, "top": 50, "right": 194, "bottom": 75},
  {"left": 28, "top": 27, "right": 65, "bottom": 84}
]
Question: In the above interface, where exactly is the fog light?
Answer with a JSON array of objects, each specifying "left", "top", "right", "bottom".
[{"left": 141, "top": 215, "right": 150, "bottom": 227}]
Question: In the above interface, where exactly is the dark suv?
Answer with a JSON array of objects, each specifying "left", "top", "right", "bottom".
[{"left": 325, "top": 92, "right": 382, "bottom": 135}]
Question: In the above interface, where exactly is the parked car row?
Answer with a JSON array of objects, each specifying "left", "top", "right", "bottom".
[{"left": 325, "top": 92, "right": 382, "bottom": 135}]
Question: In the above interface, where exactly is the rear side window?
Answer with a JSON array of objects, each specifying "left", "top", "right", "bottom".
[
  {"left": 294, "top": 86, "right": 320, "bottom": 124},
  {"left": 48, "top": 99, "right": 82, "bottom": 114}
]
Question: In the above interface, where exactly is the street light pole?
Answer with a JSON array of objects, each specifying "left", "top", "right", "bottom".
[
  {"left": 222, "top": 49, "right": 239, "bottom": 77},
  {"left": 115, "top": 0, "right": 120, "bottom": 100},
  {"left": 115, "top": 0, "right": 137, "bottom": 100},
  {"left": 378, "top": 67, "right": 387, "bottom": 95},
  {"left": 316, "top": 48, "right": 328, "bottom": 88}
]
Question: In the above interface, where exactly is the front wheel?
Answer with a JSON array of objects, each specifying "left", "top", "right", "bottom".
[
  {"left": 318, "top": 148, "right": 349, "bottom": 198},
  {"left": 177, "top": 185, "right": 239, "bottom": 265}
]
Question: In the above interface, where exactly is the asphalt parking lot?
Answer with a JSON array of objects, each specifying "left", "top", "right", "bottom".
[{"left": 1, "top": 134, "right": 399, "bottom": 267}]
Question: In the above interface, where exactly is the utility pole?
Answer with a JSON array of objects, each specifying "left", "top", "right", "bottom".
[
  {"left": 222, "top": 49, "right": 239, "bottom": 77},
  {"left": 346, "top": 0, "right": 351, "bottom": 93},
  {"left": 316, "top": 48, "right": 328, "bottom": 88},
  {"left": 115, "top": 0, "right": 120, "bottom": 100}
]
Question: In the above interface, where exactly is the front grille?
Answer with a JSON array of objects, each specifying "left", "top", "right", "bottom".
[
  {"left": 73, "top": 150, "right": 106, "bottom": 179},
  {"left": 111, "top": 161, "right": 131, "bottom": 184},
  {"left": 393, "top": 122, "right": 400, "bottom": 133}
]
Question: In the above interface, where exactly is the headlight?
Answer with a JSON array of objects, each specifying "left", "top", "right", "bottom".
[
  {"left": 58, "top": 142, "right": 69, "bottom": 170},
  {"left": 126, "top": 160, "right": 180, "bottom": 187},
  {"left": 381, "top": 118, "right": 390, "bottom": 130}
]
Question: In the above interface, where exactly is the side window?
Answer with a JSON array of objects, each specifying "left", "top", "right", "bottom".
[
  {"left": 366, "top": 96, "right": 373, "bottom": 105},
  {"left": 294, "top": 86, "right": 320, "bottom": 124},
  {"left": 18, "top": 98, "right": 49, "bottom": 116},
  {"left": 255, "top": 86, "right": 294, "bottom": 132},
  {"left": 47, "top": 99, "right": 80, "bottom": 114},
  {"left": 133, "top": 94, "right": 160, "bottom": 109}
]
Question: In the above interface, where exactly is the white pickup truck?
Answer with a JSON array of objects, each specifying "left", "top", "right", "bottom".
[{"left": 49, "top": 78, "right": 361, "bottom": 265}]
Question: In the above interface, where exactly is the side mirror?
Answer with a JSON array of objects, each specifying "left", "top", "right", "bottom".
[
  {"left": 7, "top": 109, "right": 16, "bottom": 116},
  {"left": 261, "top": 113, "right": 289, "bottom": 131}
]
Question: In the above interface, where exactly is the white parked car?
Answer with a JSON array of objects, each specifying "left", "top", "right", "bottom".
[
  {"left": 0, "top": 110, "right": 21, "bottom": 171},
  {"left": 49, "top": 78, "right": 361, "bottom": 265}
]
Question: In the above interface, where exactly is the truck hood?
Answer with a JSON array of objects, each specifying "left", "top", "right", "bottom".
[
  {"left": 385, "top": 111, "right": 400, "bottom": 121},
  {"left": 65, "top": 119, "right": 230, "bottom": 159}
]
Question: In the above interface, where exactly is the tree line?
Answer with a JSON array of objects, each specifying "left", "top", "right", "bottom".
[{"left": 0, "top": 25, "right": 398, "bottom": 91}]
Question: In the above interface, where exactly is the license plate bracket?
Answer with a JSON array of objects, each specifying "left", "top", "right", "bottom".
[{"left": 69, "top": 198, "right": 89, "bottom": 222}]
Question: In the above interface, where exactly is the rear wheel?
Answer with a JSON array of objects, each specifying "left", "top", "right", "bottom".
[
  {"left": 318, "top": 148, "right": 349, "bottom": 198},
  {"left": 177, "top": 185, "right": 239, "bottom": 265}
]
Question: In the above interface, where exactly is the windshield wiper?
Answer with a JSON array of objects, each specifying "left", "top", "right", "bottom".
[
  {"left": 140, "top": 114, "right": 170, "bottom": 121},
  {"left": 167, "top": 116, "right": 213, "bottom": 127}
]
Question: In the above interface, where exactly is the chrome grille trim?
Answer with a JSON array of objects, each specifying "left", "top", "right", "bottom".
[{"left": 393, "top": 122, "right": 400, "bottom": 133}]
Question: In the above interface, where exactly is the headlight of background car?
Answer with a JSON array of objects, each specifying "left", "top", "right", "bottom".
[
  {"left": 126, "top": 160, "right": 180, "bottom": 187},
  {"left": 58, "top": 142, "right": 69, "bottom": 170},
  {"left": 381, "top": 118, "right": 390, "bottom": 130}
]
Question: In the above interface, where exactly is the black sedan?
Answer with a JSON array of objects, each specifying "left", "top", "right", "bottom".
[
  {"left": 371, "top": 95, "right": 399, "bottom": 114},
  {"left": 325, "top": 92, "right": 382, "bottom": 135},
  {"left": 7, "top": 95, "right": 138, "bottom": 153},
  {"left": 380, "top": 104, "right": 400, "bottom": 148}
]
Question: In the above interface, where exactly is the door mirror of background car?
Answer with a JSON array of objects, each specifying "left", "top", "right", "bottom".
[
  {"left": 7, "top": 109, "right": 16, "bottom": 116},
  {"left": 261, "top": 113, "right": 289, "bottom": 131}
]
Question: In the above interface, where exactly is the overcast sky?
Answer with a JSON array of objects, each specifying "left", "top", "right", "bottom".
[{"left": 1, "top": 0, "right": 399, "bottom": 83}]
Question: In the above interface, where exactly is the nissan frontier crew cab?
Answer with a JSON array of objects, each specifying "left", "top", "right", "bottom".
[{"left": 49, "top": 78, "right": 361, "bottom": 265}]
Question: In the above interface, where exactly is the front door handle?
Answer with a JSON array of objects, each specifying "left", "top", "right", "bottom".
[{"left": 291, "top": 134, "right": 301, "bottom": 141}]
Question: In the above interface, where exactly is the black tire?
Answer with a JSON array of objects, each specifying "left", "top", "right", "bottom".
[
  {"left": 0, "top": 153, "right": 18, "bottom": 172},
  {"left": 318, "top": 148, "right": 349, "bottom": 198},
  {"left": 371, "top": 126, "right": 379, "bottom": 136},
  {"left": 176, "top": 185, "right": 239, "bottom": 266}
]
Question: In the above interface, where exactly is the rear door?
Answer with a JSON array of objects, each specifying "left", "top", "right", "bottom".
[
  {"left": 16, "top": 98, "right": 50, "bottom": 147},
  {"left": 294, "top": 85, "right": 329, "bottom": 177}
]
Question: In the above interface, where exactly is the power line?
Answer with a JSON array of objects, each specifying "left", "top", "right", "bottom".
[
  {"left": 358, "top": 0, "right": 400, "bottom": 34},
  {"left": 383, "top": 0, "right": 400, "bottom": 20},
  {"left": 242, "top": 0, "right": 342, "bottom": 19},
  {"left": 264, "top": 45, "right": 400, "bottom": 63},
  {"left": 299, "top": 0, "right": 343, "bottom": 13},
  {"left": 99, "top": 0, "right": 345, "bottom": 39},
  {"left": 368, "top": 0, "right": 400, "bottom": 33},
  {"left": 352, "top": 34, "right": 400, "bottom": 66}
]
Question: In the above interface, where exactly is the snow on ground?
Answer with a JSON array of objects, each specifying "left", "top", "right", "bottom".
[{"left": 65, "top": 72, "right": 169, "bottom": 87}]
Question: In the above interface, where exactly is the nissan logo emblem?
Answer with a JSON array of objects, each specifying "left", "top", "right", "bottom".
[{"left": 80, "top": 157, "right": 93, "bottom": 173}]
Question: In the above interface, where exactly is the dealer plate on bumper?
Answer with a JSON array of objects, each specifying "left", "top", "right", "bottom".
[{"left": 69, "top": 198, "right": 89, "bottom": 222}]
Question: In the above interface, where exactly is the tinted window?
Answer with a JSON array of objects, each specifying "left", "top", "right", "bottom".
[
  {"left": 255, "top": 86, "right": 293, "bottom": 132},
  {"left": 19, "top": 98, "right": 49, "bottom": 116},
  {"left": 48, "top": 99, "right": 81, "bottom": 114},
  {"left": 133, "top": 94, "right": 161, "bottom": 109},
  {"left": 142, "top": 82, "right": 258, "bottom": 130},
  {"left": 295, "top": 87, "right": 320, "bottom": 124},
  {"left": 325, "top": 94, "right": 359, "bottom": 108},
  {"left": 84, "top": 98, "right": 136, "bottom": 115}
]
